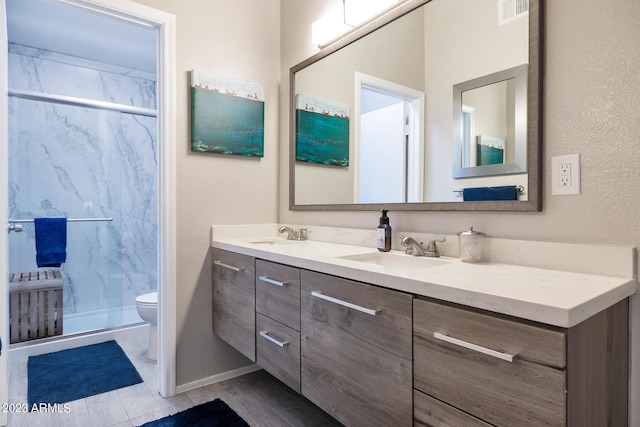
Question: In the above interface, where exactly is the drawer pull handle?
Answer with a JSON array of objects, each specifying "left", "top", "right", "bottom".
[
  {"left": 214, "top": 260, "right": 242, "bottom": 272},
  {"left": 259, "top": 331, "right": 289, "bottom": 347},
  {"left": 434, "top": 332, "right": 516, "bottom": 363},
  {"left": 311, "top": 291, "right": 380, "bottom": 316},
  {"left": 258, "top": 276, "right": 286, "bottom": 287}
]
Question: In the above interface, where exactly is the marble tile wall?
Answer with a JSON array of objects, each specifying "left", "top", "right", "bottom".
[{"left": 7, "top": 44, "right": 157, "bottom": 329}]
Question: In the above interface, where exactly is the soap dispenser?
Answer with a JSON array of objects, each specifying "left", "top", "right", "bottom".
[{"left": 377, "top": 210, "right": 392, "bottom": 252}]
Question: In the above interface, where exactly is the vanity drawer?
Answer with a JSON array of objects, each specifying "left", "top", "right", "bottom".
[
  {"left": 256, "top": 313, "right": 301, "bottom": 393},
  {"left": 414, "top": 389, "right": 492, "bottom": 427},
  {"left": 256, "top": 260, "right": 301, "bottom": 330},
  {"left": 301, "top": 270, "right": 413, "bottom": 427},
  {"left": 212, "top": 249, "right": 256, "bottom": 362},
  {"left": 414, "top": 297, "right": 566, "bottom": 427}
]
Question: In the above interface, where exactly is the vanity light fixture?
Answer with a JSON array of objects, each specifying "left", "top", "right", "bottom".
[
  {"left": 312, "top": 0, "right": 402, "bottom": 48},
  {"left": 311, "top": 9, "right": 351, "bottom": 47},
  {"left": 343, "top": 0, "right": 400, "bottom": 27}
]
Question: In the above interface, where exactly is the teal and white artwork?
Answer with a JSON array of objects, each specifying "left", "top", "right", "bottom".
[
  {"left": 191, "top": 70, "right": 264, "bottom": 157},
  {"left": 476, "top": 135, "right": 505, "bottom": 166},
  {"left": 295, "top": 94, "right": 349, "bottom": 167}
]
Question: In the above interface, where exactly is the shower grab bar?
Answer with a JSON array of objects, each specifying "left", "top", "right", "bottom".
[{"left": 8, "top": 217, "right": 113, "bottom": 223}]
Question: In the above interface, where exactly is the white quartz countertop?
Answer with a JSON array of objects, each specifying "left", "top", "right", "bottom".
[{"left": 211, "top": 225, "right": 637, "bottom": 328}]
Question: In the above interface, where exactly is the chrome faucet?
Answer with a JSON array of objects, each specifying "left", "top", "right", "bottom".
[
  {"left": 400, "top": 235, "right": 446, "bottom": 257},
  {"left": 425, "top": 237, "right": 446, "bottom": 257},
  {"left": 400, "top": 235, "right": 426, "bottom": 256},
  {"left": 279, "top": 226, "right": 307, "bottom": 241}
]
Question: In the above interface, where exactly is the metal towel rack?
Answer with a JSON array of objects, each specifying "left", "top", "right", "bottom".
[
  {"left": 453, "top": 185, "right": 524, "bottom": 194},
  {"left": 7, "top": 217, "right": 113, "bottom": 233}
]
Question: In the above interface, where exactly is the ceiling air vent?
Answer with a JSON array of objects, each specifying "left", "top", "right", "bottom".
[{"left": 499, "top": 0, "right": 529, "bottom": 25}]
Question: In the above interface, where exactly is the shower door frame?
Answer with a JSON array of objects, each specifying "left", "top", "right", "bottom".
[{"left": 0, "top": 0, "right": 177, "bottom": 404}]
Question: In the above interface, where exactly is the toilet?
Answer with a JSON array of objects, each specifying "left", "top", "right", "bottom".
[{"left": 135, "top": 292, "right": 158, "bottom": 360}]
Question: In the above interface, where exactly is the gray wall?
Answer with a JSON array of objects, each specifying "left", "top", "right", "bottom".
[
  {"left": 131, "top": 0, "right": 280, "bottom": 387},
  {"left": 280, "top": 0, "right": 640, "bottom": 424}
]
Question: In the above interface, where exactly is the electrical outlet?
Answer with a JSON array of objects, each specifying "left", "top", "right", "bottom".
[
  {"left": 559, "top": 163, "right": 571, "bottom": 186},
  {"left": 552, "top": 154, "right": 580, "bottom": 195}
]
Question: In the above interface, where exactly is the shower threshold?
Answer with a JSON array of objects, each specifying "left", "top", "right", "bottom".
[
  {"left": 7, "top": 321, "right": 149, "bottom": 360},
  {"left": 64, "top": 304, "right": 143, "bottom": 335}
]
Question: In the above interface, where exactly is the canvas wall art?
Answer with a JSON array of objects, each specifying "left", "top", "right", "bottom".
[
  {"left": 476, "top": 135, "right": 505, "bottom": 166},
  {"left": 295, "top": 94, "right": 349, "bottom": 167},
  {"left": 191, "top": 70, "right": 264, "bottom": 157}
]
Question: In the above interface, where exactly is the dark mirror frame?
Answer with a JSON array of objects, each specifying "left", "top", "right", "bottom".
[{"left": 289, "top": 0, "right": 543, "bottom": 212}]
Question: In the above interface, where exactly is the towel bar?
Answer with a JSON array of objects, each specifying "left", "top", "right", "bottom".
[
  {"left": 8, "top": 217, "right": 113, "bottom": 233},
  {"left": 8, "top": 217, "right": 113, "bottom": 223},
  {"left": 453, "top": 185, "right": 524, "bottom": 194}
]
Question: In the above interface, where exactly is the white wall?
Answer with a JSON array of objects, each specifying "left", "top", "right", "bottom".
[
  {"left": 131, "top": 0, "right": 280, "bottom": 387},
  {"left": 280, "top": 0, "right": 640, "bottom": 424}
]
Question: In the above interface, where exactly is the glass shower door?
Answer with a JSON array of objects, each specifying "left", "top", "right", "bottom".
[{"left": 7, "top": 96, "right": 157, "bottom": 336}]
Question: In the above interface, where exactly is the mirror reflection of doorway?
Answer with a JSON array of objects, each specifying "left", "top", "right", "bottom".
[
  {"left": 462, "top": 105, "right": 475, "bottom": 168},
  {"left": 355, "top": 72, "right": 424, "bottom": 203}
]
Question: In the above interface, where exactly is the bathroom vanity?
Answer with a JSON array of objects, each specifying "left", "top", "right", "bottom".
[{"left": 211, "top": 224, "right": 636, "bottom": 427}]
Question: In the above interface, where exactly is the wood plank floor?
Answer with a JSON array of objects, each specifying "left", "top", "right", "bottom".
[{"left": 7, "top": 335, "right": 342, "bottom": 427}]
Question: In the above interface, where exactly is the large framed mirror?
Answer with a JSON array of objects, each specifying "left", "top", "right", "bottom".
[{"left": 290, "top": 0, "right": 542, "bottom": 211}]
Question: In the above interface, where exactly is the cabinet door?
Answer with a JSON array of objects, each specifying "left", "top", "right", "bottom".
[
  {"left": 256, "top": 260, "right": 301, "bottom": 330},
  {"left": 301, "top": 270, "right": 413, "bottom": 427},
  {"left": 212, "top": 249, "right": 255, "bottom": 361}
]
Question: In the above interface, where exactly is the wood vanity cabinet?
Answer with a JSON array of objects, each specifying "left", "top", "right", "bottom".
[
  {"left": 212, "top": 248, "right": 256, "bottom": 361},
  {"left": 413, "top": 297, "right": 629, "bottom": 427},
  {"left": 211, "top": 247, "right": 630, "bottom": 427},
  {"left": 255, "top": 260, "right": 302, "bottom": 392},
  {"left": 301, "top": 270, "right": 413, "bottom": 427}
]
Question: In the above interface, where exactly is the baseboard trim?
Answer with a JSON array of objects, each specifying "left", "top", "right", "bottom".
[{"left": 175, "top": 364, "right": 262, "bottom": 394}]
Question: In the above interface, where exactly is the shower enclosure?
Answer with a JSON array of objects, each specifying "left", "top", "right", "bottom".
[{"left": 6, "top": 25, "right": 158, "bottom": 337}]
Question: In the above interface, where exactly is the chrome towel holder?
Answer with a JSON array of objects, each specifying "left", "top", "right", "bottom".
[{"left": 7, "top": 217, "right": 113, "bottom": 233}]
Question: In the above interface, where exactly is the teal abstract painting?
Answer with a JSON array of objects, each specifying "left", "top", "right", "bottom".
[
  {"left": 476, "top": 135, "right": 505, "bottom": 166},
  {"left": 191, "top": 70, "right": 264, "bottom": 157},
  {"left": 295, "top": 94, "right": 349, "bottom": 167}
]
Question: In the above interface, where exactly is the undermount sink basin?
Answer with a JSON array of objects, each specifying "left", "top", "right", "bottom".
[
  {"left": 338, "top": 252, "right": 449, "bottom": 270},
  {"left": 247, "top": 239, "right": 300, "bottom": 246}
]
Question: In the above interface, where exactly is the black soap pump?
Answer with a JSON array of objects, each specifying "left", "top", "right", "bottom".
[{"left": 377, "top": 210, "right": 392, "bottom": 252}]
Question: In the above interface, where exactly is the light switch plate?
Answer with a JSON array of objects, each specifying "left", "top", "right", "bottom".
[{"left": 552, "top": 154, "right": 580, "bottom": 195}]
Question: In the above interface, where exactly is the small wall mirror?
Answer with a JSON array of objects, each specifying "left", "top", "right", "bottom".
[
  {"left": 290, "top": 0, "right": 542, "bottom": 211},
  {"left": 453, "top": 64, "right": 528, "bottom": 179}
]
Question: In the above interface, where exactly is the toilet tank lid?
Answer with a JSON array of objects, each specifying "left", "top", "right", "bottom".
[{"left": 136, "top": 292, "right": 157, "bottom": 304}]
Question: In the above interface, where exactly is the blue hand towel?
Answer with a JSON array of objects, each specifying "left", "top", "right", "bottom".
[
  {"left": 463, "top": 185, "right": 518, "bottom": 201},
  {"left": 34, "top": 218, "right": 67, "bottom": 267}
]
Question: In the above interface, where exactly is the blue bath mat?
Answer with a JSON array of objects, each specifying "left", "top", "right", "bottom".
[
  {"left": 28, "top": 340, "right": 143, "bottom": 408},
  {"left": 140, "top": 399, "right": 249, "bottom": 427}
]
